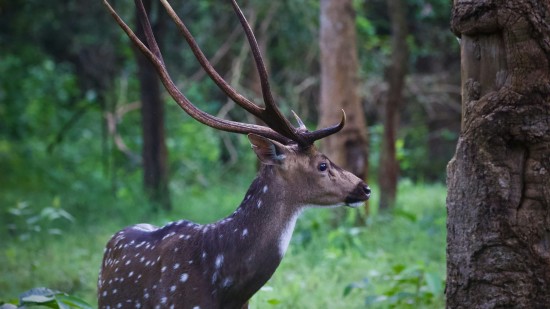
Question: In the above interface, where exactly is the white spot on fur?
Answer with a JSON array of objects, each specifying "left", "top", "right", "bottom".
[
  {"left": 222, "top": 277, "right": 233, "bottom": 288},
  {"left": 262, "top": 185, "right": 268, "bottom": 193},
  {"left": 242, "top": 229, "right": 248, "bottom": 237},
  {"left": 133, "top": 223, "right": 157, "bottom": 232},
  {"left": 180, "top": 273, "right": 189, "bottom": 282},
  {"left": 215, "top": 255, "right": 224, "bottom": 269}
]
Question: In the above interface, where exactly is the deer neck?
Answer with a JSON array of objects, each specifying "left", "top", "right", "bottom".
[
  {"left": 230, "top": 165, "right": 301, "bottom": 257},
  {"left": 201, "top": 166, "right": 302, "bottom": 301}
]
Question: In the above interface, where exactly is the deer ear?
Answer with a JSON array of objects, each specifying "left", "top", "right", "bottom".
[{"left": 247, "top": 134, "right": 287, "bottom": 165}]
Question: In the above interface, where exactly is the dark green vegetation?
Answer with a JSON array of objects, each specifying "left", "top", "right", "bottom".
[{"left": 1, "top": 0, "right": 454, "bottom": 307}]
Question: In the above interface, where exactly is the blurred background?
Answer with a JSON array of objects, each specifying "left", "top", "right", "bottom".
[{"left": 1, "top": 0, "right": 459, "bottom": 307}]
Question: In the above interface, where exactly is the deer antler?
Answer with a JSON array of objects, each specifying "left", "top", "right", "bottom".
[{"left": 103, "top": 0, "right": 345, "bottom": 147}]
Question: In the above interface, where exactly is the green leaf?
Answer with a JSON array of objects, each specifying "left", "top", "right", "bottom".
[
  {"left": 343, "top": 284, "right": 354, "bottom": 297},
  {"left": 365, "top": 295, "right": 387, "bottom": 305},
  {"left": 18, "top": 288, "right": 93, "bottom": 309},
  {"left": 267, "top": 298, "right": 281, "bottom": 305},
  {"left": 424, "top": 271, "right": 443, "bottom": 296},
  {"left": 393, "top": 208, "right": 417, "bottom": 222},
  {"left": 391, "top": 263, "right": 406, "bottom": 274},
  {"left": 19, "top": 287, "right": 59, "bottom": 305},
  {"left": 21, "top": 294, "right": 55, "bottom": 303},
  {"left": 55, "top": 294, "right": 94, "bottom": 309}
]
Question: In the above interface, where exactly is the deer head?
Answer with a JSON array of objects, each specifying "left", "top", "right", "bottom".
[
  {"left": 99, "top": 1, "right": 370, "bottom": 308},
  {"left": 247, "top": 133, "right": 369, "bottom": 208}
]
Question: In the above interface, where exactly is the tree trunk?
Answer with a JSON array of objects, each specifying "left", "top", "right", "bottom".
[
  {"left": 378, "top": 0, "right": 408, "bottom": 210},
  {"left": 319, "top": 0, "right": 368, "bottom": 181},
  {"left": 135, "top": 0, "right": 171, "bottom": 211},
  {"left": 446, "top": 0, "right": 550, "bottom": 307}
]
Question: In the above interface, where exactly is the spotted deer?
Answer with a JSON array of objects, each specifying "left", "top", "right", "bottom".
[{"left": 99, "top": 0, "right": 371, "bottom": 308}]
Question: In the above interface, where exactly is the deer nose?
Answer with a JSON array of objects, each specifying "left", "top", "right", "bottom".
[{"left": 363, "top": 185, "right": 371, "bottom": 197}]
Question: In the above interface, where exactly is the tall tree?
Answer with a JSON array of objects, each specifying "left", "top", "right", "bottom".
[
  {"left": 447, "top": 0, "right": 550, "bottom": 307},
  {"left": 378, "top": 0, "right": 409, "bottom": 210},
  {"left": 319, "top": 0, "right": 369, "bottom": 180},
  {"left": 135, "top": 0, "right": 171, "bottom": 211}
]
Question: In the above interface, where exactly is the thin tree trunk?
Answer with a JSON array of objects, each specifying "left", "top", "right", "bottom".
[
  {"left": 135, "top": 0, "right": 171, "bottom": 211},
  {"left": 319, "top": 0, "right": 368, "bottom": 181},
  {"left": 446, "top": 0, "right": 550, "bottom": 307},
  {"left": 378, "top": 0, "right": 408, "bottom": 210}
]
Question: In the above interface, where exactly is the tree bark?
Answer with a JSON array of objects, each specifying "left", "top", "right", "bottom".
[
  {"left": 378, "top": 0, "right": 408, "bottom": 210},
  {"left": 319, "top": 0, "right": 369, "bottom": 181},
  {"left": 446, "top": 0, "right": 550, "bottom": 307},
  {"left": 135, "top": 0, "right": 171, "bottom": 211}
]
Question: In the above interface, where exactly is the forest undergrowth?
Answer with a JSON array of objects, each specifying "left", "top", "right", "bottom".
[{"left": 1, "top": 164, "right": 445, "bottom": 308}]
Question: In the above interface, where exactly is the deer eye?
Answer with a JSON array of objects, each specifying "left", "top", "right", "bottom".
[{"left": 318, "top": 162, "right": 328, "bottom": 172}]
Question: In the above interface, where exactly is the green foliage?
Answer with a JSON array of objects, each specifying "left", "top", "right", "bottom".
[
  {"left": 0, "top": 52, "right": 82, "bottom": 141},
  {"left": 354, "top": 0, "right": 456, "bottom": 74},
  {"left": 166, "top": 82, "right": 223, "bottom": 174},
  {"left": 1, "top": 287, "right": 92, "bottom": 309},
  {"left": 368, "top": 119, "right": 457, "bottom": 182},
  {"left": 6, "top": 200, "right": 74, "bottom": 241},
  {"left": 346, "top": 262, "right": 444, "bottom": 308}
]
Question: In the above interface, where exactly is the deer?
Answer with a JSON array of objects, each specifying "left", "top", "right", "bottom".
[{"left": 99, "top": 0, "right": 371, "bottom": 308}]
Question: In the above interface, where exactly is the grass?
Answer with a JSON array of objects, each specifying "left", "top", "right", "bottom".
[{"left": 1, "top": 173, "right": 446, "bottom": 308}]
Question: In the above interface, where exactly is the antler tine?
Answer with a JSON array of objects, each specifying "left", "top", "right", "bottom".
[
  {"left": 303, "top": 109, "right": 346, "bottom": 144},
  {"left": 103, "top": 0, "right": 292, "bottom": 145},
  {"left": 291, "top": 110, "right": 307, "bottom": 131},
  {"left": 229, "top": 0, "right": 305, "bottom": 145},
  {"left": 159, "top": 0, "right": 263, "bottom": 119}
]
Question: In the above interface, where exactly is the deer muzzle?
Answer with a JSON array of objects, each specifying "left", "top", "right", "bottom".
[{"left": 345, "top": 183, "right": 371, "bottom": 207}]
